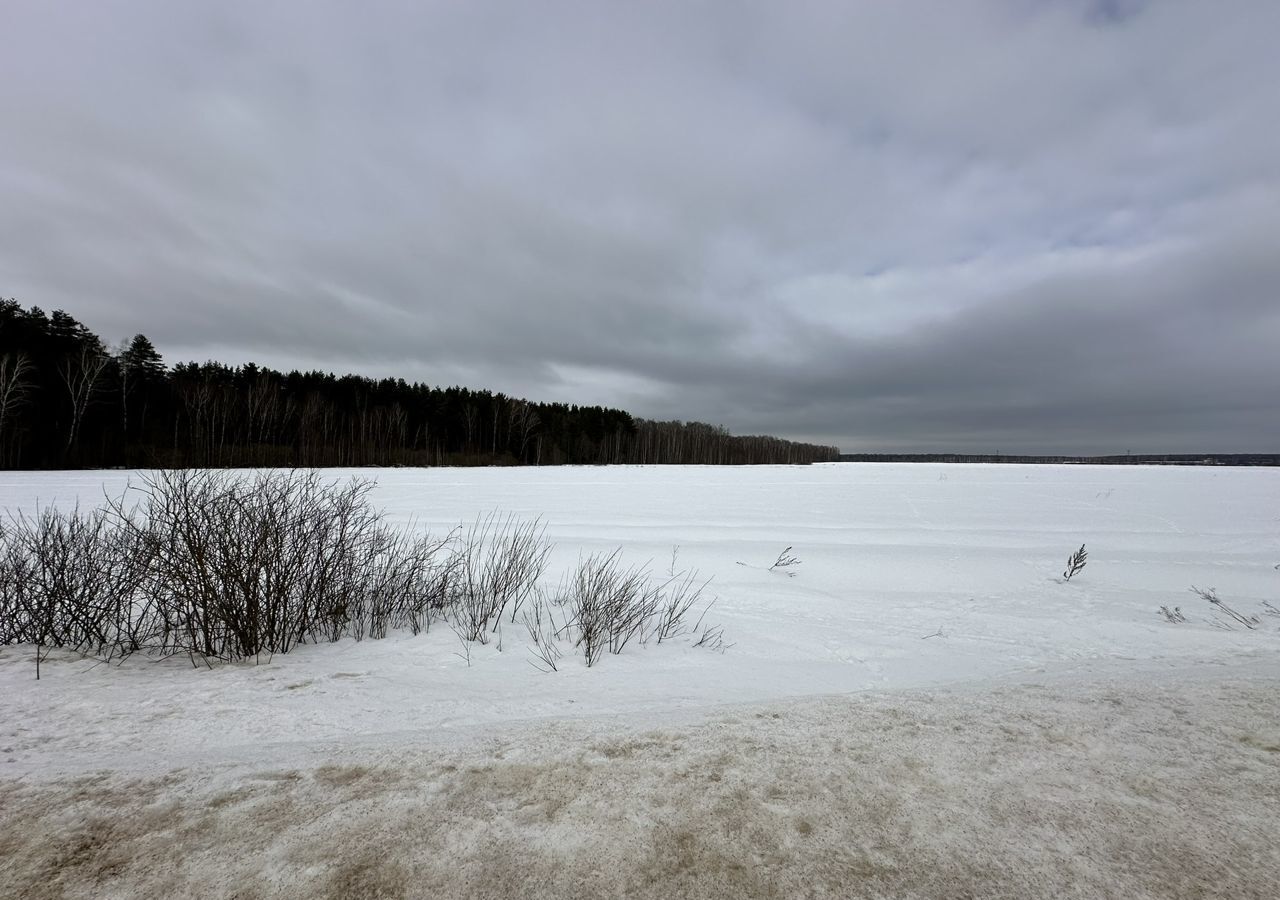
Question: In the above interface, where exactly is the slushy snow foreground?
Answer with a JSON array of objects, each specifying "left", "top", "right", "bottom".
[{"left": 1, "top": 464, "right": 1278, "bottom": 898}]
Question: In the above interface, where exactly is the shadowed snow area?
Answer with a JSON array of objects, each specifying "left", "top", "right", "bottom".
[
  {"left": 1, "top": 464, "right": 1278, "bottom": 897},
  {"left": 2, "top": 666, "right": 1278, "bottom": 899}
]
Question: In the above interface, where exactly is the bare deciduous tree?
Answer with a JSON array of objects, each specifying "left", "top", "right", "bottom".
[
  {"left": 0, "top": 352, "right": 33, "bottom": 459},
  {"left": 58, "top": 344, "right": 110, "bottom": 454},
  {"left": 508, "top": 399, "right": 541, "bottom": 461}
]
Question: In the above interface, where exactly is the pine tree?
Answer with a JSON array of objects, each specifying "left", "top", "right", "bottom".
[{"left": 118, "top": 334, "right": 165, "bottom": 443}]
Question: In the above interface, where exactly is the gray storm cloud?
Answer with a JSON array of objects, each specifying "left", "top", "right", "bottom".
[{"left": 1, "top": 0, "right": 1277, "bottom": 452}]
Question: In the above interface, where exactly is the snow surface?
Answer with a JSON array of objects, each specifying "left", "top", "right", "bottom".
[{"left": 1, "top": 463, "right": 1278, "bottom": 898}]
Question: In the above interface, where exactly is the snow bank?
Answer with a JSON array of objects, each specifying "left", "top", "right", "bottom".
[{"left": 3, "top": 660, "right": 1278, "bottom": 899}]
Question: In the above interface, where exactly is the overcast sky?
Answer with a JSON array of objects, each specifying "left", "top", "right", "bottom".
[{"left": 2, "top": 1, "right": 1277, "bottom": 453}]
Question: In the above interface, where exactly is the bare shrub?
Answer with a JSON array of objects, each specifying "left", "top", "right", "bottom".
[
  {"left": 115, "top": 470, "right": 439, "bottom": 660},
  {"left": 0, "top": 471, "right": 728, "bottom": 676},
  {"left": 521, "top": 594, "right": 563, "bottom": 672},
  {"left": 0, "top": 470, "right": 465, "bottom": 670},
  {"left": 0, "top": 505, "right": 150, "bottom": 676},
  {"left": 451, "top": 513, "right": 551, "bottom": 643},
  {"left": 652, "top": 570, "right": 711, "bottom": 643},
  {"left": 691, "top": 600, "right": 733, "bottom": 651},
  {"left": 1158, "top": 606, "right": 1186, "bottom": 624},
  {"left": 556, "top": 549, "right": 653, "bottom": 666},
  {"left": 554, "top": 550, "right": 722, "bottom": 667}
]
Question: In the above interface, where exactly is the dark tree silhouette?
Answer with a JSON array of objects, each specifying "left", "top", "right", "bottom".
[{"left": 0, "top": 298, "right": 840, "bottom": 470}]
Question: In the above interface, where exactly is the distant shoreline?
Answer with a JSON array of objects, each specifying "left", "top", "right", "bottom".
[{"left": 838, "top": 453, "right": 1279, "bottom": 467}]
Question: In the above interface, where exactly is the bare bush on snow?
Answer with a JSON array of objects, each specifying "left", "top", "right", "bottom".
[
  {"left": 450, "top": 512, "right": 551, "bottom": 643},
  {"left": 553, "top": 549, "right": 719, "bottom": 667},
  {"left": 0, "top": 469, "right": 725, "bottom": 675}
]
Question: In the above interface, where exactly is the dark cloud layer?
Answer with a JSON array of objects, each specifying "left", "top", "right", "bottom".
[{"left": 2, "top": 1, "right": 1277, "bottom": 452}]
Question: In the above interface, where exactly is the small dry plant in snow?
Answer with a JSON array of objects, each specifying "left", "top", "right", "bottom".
[
  {"left": 1190, "top": 586, "right": 1260, "bottom": 630},
  {"left": 737, "top": 546, "right": 802, "bottom": 575},
  {"left": 1062, "top": 544, "right": 1088, "bottom": 581},
  {"left": 521, "top": 594, "right": 564, "bottom": 673},
  {"left": 769, "top": 546, "right": 802, "bottom": 575}
]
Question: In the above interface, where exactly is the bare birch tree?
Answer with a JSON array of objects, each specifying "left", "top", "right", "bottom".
[
  {"left": 58, "top": 344, "right": 110, "bottom": 454},
  {"left": 0, "top": 352, "right": 33, "bottom": 462}
]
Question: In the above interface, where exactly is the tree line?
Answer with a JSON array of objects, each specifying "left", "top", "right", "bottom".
[
  {"left": 0, "top": 299, "right": 838, "bottom": 469},
  {"left": 838, "top": 453, "right": 1278, "bottom": 466}
]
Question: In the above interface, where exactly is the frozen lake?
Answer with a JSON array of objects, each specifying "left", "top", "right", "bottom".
[{"left": 1, "top": 462, "right": 1277, "bottom": 774}]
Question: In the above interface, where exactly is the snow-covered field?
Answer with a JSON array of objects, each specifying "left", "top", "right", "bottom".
[{"left": 2, "top": 463, "right": 1278, "bottom": 898}]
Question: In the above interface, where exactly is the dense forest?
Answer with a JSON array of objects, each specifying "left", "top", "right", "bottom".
[
  {"left": 0, "top": 299, "right": 838, "bottom": 469},
  {"left": 839, "top": 453, "right": 1279, "bottom": 467}
]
